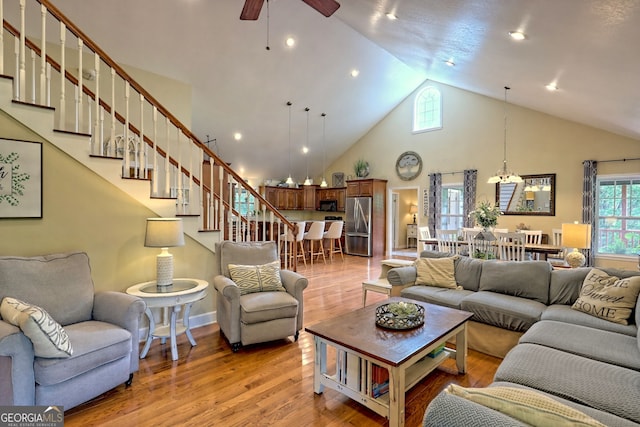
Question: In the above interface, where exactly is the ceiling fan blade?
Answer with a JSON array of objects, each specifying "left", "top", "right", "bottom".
[
  {"left": 302, "top": 0, "right": 340, "bottom": 17},
  {"left": 240, "top": 0, "right": 265, "bottom": 20}
]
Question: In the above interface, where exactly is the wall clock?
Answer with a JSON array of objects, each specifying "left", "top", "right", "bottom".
[{"left": 395, "top": 151, "right": 422, "bottom": 181}]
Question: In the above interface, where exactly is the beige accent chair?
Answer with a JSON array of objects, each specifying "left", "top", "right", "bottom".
[{"left": 213, "top": 241, "right": 308, "bottom": 352}]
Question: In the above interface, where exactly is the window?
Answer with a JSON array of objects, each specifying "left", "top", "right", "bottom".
[
  {"left": 596, "top": 176, "right": 640, "bottom": 256},
  {"left": 413, "top": 86, "right": 442, "bottom": 132},
  {"left": 234, "top": 188, "right": 256, "bottom": 217},
  {"left": 440, "top": 185, "right": 464, "bottom": 230}
]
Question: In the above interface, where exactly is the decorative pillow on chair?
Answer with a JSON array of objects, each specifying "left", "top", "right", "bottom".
[
  {"left": 571, "top": 268, "right": 640, "bottom": 325},
  {"left": 228, "top": 261, "right": 285, "bottom": 295},
  {"left": 446, "top": 384, "right": 605, "bottom": 427},
  {"left": 414, "top": 256, "right": 460, "bottom": 289},
  {"left": 0, "top": 297, "right": 73, "bottom": 358}
]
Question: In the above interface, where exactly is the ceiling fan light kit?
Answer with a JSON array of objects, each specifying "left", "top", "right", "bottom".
[{"left": 240, "top": 0, "right": 340, "bottom": 20}]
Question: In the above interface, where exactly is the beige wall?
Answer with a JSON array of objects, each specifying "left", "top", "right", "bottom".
[
  {"left": 0, "top": 111, "right": 216, "bottom": 317},
  {"left": 327, "top": 81, "right": 639, "bottom": 269}
]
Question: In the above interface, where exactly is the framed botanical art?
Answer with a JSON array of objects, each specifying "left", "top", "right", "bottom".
[{"left": 0, "top": 139, "right": 42, "bottom": 218}]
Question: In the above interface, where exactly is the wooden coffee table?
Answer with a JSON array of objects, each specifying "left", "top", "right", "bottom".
[{"left": 305, "top": 297, "right": 472, "bottom": 427}]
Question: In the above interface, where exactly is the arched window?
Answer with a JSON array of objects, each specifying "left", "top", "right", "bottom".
[{"left": 413, "top": 86, "right": 442, "bottom": 132}]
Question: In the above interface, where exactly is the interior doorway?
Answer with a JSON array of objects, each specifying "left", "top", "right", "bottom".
[{"left": 388, "top": 186, "right": 420, "bottom": 257}]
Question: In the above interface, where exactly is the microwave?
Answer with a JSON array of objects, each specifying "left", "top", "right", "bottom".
[{"left": 318, "top": 200, "right": 338, "bottom": 212}]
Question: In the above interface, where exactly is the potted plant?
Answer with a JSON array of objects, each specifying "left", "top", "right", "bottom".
[{"left": 353, "top": 159, "right": 369, "bottom": 178}]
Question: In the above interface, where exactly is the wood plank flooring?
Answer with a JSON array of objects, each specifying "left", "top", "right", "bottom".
[{"left": 64, "top": 253, "right": 501, "bottom": 427}]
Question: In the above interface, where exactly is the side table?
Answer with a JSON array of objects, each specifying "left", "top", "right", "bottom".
[
  {"left": 126, "top": 278, "right": 208, "bottom": 361},
  {"left": 362, "top": 258, "right": 415, "bottom": 306}
]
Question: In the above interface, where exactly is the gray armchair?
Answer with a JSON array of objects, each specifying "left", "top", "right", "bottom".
[
  {"left": 0, "top": 252, "right": 145, "bottom": 410},
  {"left": 214, "top": 241, "right": 308, "bottom": 352}
]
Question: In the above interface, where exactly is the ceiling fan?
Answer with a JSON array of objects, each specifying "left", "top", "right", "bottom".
[{"left": 240, "top": 0, "right": 340, "bottom": 20}]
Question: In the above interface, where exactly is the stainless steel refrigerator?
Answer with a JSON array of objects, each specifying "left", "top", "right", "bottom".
[{"left": 345, "top": 196, "right": 372, "bottom": 256}]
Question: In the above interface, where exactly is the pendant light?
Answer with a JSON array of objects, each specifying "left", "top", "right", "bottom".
[
  {"left": 303, "top": 107, "right": 312, "bottom": 186},
  {"left": 320, "top": 112, "right": 328, "bottom": 188},
  {"left": 487, "top": 86, "right": 522, "bottom": 184},
  {"left": 285, "top": 101, "right": 294, "bottom": 185}
]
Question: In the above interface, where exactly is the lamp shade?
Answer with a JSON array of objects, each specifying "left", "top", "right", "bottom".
[
  {"left": 145, "top": 218, "right": 185, "bottom": 248},
  {"left": 561, "top": 223, "right": 591, "bottom": 249},
  {"left": 409, "top": 205, "right": 418, "bottom": 214}
]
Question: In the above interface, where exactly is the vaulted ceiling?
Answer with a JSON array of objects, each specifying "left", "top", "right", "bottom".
[{"left": 53, "top": 0, "right": 640, "bottom": 184}]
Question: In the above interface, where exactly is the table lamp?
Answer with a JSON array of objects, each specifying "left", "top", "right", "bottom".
[
  {"left": 561, "top": 222, "right": 592, "bottom": 268},
  {"left": 145, "top": 218, "right": 185, "bottom": 288},
  {"left": 410, "top": 205, "right": 418, "bottom": 224}
]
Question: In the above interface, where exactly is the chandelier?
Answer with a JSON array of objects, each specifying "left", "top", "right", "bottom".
[{"left": 487, "top": 86, "right": 522, "bottom": 184}]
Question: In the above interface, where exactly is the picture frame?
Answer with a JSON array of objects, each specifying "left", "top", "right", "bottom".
[
  {"left": 332, "top": 172, "right": 345, "bottom": 187},
  {"left": 0, "top": 139, "right": 43, "bottom": 218}
]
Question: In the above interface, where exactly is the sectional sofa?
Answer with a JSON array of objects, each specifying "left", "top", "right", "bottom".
[{"left": 386, "top": 251, "right": 640, "bottom": 426}]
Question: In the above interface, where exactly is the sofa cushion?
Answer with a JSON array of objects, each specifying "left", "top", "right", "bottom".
[
  {"left": 541, "top": 305, "right": 637, "bottom": 337},
  {"left": 495, "top": 343, "right": 640, "bottom": 423},
  {"left": 0, "top": 252, "right": 94, "bottom": 325},
  {"left": 445, "top": 384, "right": 605, "bottom": 427},
  {"left": 414, "top": 256, "right": 457, "bottom": 288},
  {"left": 1, "top": 297, "right": 73, "bottom": 358},
  {"left": 453, "top": 255, "right": 483, "bottom": 291},
  {"left": 240, "top": 291, "right": 298, "bottom": 324},
  {"left": 571, "top": 269, "right": 640, "bottom": 325},
  {"left": 491, "top": 381, "right": 640, "bottom": 427},
  {"left": 520, "top": 320, "right": 640, "bottom": 371},
  {"left": 34, "top": 321, "right": 131, "bottom": 386},
  {"left": 461, "top": 292, "right": 546, "bottom": 332},
  {"left": 479, "top": 261, "right": 551, "bottom": 304},
  {"left": 228, "top": 261, "right": 285, "bottom": 295},
  {"left": 400, "top": 286, "right": 473, "bottom": 309},
  {"left": 549, "top": 268, "right": 590, "bottom": 305}
]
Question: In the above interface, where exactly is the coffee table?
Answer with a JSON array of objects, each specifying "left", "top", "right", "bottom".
[{"left": 305, "top": 297, "right": 472, "bottom": 427}]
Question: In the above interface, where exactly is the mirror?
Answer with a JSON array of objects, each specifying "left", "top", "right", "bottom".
[{"left": 495, "top": 173, "right": 556, "bottom": 216}]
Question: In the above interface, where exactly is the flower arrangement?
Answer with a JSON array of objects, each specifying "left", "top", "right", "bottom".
[
  {"left": 387, "top": 301, "right": 419, "bottom": 317},
  {"left": 469, "top": 200, "right": 502, "bottom": 229}
]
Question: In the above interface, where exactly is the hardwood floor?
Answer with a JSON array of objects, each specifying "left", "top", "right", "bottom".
[{"left": 64, "top": 254, "right": 501, "bottom": 426}]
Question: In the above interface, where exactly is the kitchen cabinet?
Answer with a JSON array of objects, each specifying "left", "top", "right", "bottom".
[
  {"left": 303, "top": 185, "right": 318, "bottom": 210},
  {"left": 317, "top": 187, "right": 346, "bottom": 212},
  {"left": 345, "top": 179, "right": 387, "bottom": 257}
]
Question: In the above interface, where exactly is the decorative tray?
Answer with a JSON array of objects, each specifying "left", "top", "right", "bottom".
[{"left": 375, "top": 302, "right": 425, "bottom": 330}]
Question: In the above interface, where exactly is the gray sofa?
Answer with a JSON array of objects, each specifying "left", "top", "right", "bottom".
[
  {"left": 0, "top": 252, "right": 146, "bottom": 410},
  {"left": 386, "top": 251, "right": 640, "bottom": 426}
]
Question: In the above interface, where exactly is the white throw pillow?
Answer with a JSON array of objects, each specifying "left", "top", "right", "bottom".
[{"left": 1, "top": 297, "right": 73, "bottom": 358}]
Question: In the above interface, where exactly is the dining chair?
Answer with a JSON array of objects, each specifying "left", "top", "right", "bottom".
[
  {"left": 469, "top": 232, "right": 496, "bottom": 259},
  {"left": 436, "top": 229, "right": 459, "bottom": 254},
  {"left": 496, "top": 232, "right": 526, "bottom": 261},
  {"left": 418, "top": 226, "right": 433, "bottom": 252},
  {"left": 520, "top": 229, "right": 543, "bottom": 260},
  {"left": 460, "top": 227, "right": 482, "bottom": 256},
  {"left": 323, "top": 221, "right": 344, "bottom": 262},
  {"left": 548, "top": 228, "right": 567, "bottom": 266},
  {"left": 279, "top": 221, "right": 306, "bottom": 268},
  {"left": 303, "top": 221, "right": 326, "bottom": 265}
]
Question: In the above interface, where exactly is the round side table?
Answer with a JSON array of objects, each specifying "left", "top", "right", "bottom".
[{"left": 126, "top": 278, "right": 208, "bottom": 361}]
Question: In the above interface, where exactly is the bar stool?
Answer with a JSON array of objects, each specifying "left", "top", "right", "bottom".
[
  {"left": 303, "top": 221, "right": 326, "bottom": 265},
  {"left": 279, "top": 221, "right": 306, "bottom": 267},
  {"left": 323, "top": 221, "right": 344, "bottom": 262}
]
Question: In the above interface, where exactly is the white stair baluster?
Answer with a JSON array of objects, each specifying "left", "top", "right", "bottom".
[
  {"left": 29, "top": 49, "right": 35, "bottom": 103},
  {"left": 76, "top": 39, "right": 83, "bottom": 132},
  {"left": 59, "top": 22, "right": 66, "bottom": 129},
  {"left": 123, "top": 81, "right": 130, "bottom": 177},
  {"left": 109, "top": 67, "right": 115, "bottom": 156},
  {"left": 152, "top": 106, "right": 158, "bottom": 195},
  {"left": 93, "top": 53, "right": 100, "bottom": 154},
  {"left": 39, "top": 4, "right": 46, "bottom": 105},
  {"left": 18, "top": 0, "right": 25, "bottom": 102}
]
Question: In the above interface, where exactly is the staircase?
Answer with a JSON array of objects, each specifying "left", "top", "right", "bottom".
[{"left": 1, "top": 0, "right": 299, "bottom": 266}]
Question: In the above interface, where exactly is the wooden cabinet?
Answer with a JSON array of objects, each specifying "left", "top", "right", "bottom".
[
  {"left": 317, "top": 187, "right": 346, "bottom": 212},
  {"left": 347, "top": 179, "right": 374, "bottom": 197},
  {"left": 261, "top": 186, "right": 303, "bottom": 210},
  {"left": 406, "top": 223, "right": 417, "bottom": 248},
  {"left": 303, "top": 185, "right": 318, "bottom": 210}
]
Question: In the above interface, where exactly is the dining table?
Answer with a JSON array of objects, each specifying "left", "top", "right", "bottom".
[{"left": 419, "top": 238, "right": 564, "bottom": 261}]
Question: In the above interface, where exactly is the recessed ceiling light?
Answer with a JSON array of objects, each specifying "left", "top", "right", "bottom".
[
  {"left": 385, "top": 12, "right": 397, "bottom": 20},
  {"left": 302, "top": 146, "right": 309, "bottom": 154},
  {"left": 545, "top": 83, "right": 559, "bottom": 91},
  {"left": 350, "top": 69, "right": 359, "bottom": 78},
  {"left": 509, "top": 31, "right": 526, "bottom": 41},
  {"left": 234, "top": 132, "right": 242, "bottom": 141},
  {"left": 285, "top": 37, "right": 295, "bottom": 47},
  {"left": 444, "top": 59, "right": 455, "bottom": 67}
]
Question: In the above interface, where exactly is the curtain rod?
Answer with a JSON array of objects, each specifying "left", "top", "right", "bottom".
[
  {"left": 592, "top": 157, "right": 640, "bottom": 164},
  {"left": 428, "top": 170, "right": 469, "bottom": 176}
]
